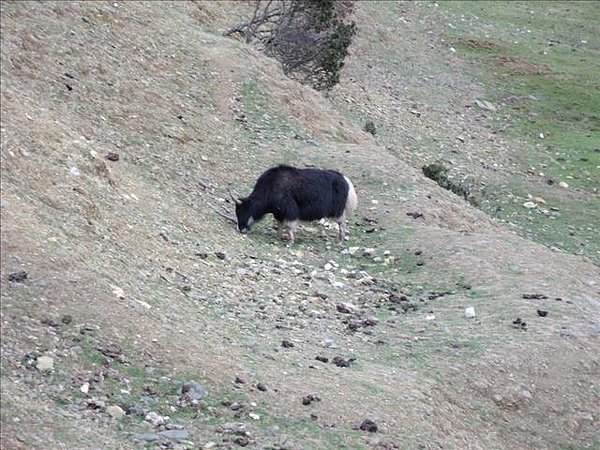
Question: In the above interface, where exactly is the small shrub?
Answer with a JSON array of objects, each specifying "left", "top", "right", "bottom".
[
  {"left": 422, "top": 163, "right": 479, "bottom": 206},
  {"left": 364, "top": 120, "right": 376, "bottom": 136}
]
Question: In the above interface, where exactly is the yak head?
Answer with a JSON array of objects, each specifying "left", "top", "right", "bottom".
[{"left": 230, "top": 191, "right": 255, "bottom": 233}]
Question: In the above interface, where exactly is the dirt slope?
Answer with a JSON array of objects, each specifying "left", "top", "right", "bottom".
[{"left": 1, "top": 2, "right": 598, "bottom": 450}]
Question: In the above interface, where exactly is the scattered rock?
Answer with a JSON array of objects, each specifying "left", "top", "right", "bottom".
[
  {"left": 315, "top": 355, "right": 329, "bottom": 363},
  {"left": 558, "top": 181, "right": 569, "bottom": 188},
  {"left": 180, "top": 380, "right": 208, "bottom": 402},
  {"left": 99, "top": 343, "right": 126, "bottom": 362},
  {"left": 532, "top": 196, "right": 546, "bottom": 205},
  {"left": 85, "top": 398, "right": 106, "bottom": 410},
  {"left": 512, "top": 318, "right": 527, "bottom": 331},
  {"left": 8, "top": 271, "right": 28, "bottom": 282},
  {"left": 106, "top": 405, "right": 126, "bottom": 420},
  {"left": 363, "top": 248, "right": 376, "bottom": 259},
  {"left": 41, "top": 318, "right": 59, "bottom": 327},
  {"left": 492, "top": 385, "right": 533, "bottom": 410},
  {"left": 523, "top": 201, "right": 537, "bottom": 209},
  {"left": 332, "top": 356, "right": 355, "bottom": 367},
  {"left": 464, "top": 306, "right": 476, "bottom": 318},
  {"left": 234, "top": 436, "right": 250, "bottom": 447},
  {"left": 336, "top": 302, "right": 356, "bottom": 314},
  {"left": 537, "top": 309, "right": 548, "bottom": 317},
  {"left": 475, "top": 99, "right": 496, "bottom": 111},
  {"left": 61, "top": 314, "right": 73, "bottom": 325},
  {"left": 105, "top": 152, "right": 120, "bottom": 161},
  {"left": 36, "top": 356, "right": 54, "bottom": 371},
  {"left": 145, "top": 411, "right": 170, "bottom": 427},
  {"left": 359, "top": 419, "right": 378, "bottom": 432},
  {"left": 256, "top": 383, "right": 267, "bottom": 392},
  {"left": 216, "top": 422, "right": 247, "bottom": 434},
  {"left": 301, "top": 394, "right": 321, "bottom": 405},
  {"left": 560, "top": 328, "right": 573, "bottom": 338},
  {"left": 281, "top": 340, "right": 295, "bottom": 348},
  {"left": 406, "top": 211, "right": 424, "bottom": 219},
  {"left": 523, "top": 293, "right": 548, "bottom": 300},
  {"left": 159, "top": 429, "right": 189, "bottom": 440},
  {"left": 80, "top": 382, "right": 90, "bottom": 394}
]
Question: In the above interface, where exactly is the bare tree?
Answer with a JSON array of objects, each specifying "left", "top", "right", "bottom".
[{"left": 224, "top": 0, "right": 356, "bottom": 91}]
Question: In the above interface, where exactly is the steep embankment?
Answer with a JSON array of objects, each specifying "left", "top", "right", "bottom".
[{"left": 1, "top": 2, "right": 598, "bottom": 450}]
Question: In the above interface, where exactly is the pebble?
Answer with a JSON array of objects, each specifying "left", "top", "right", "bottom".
[
  {"left": 558, "top": 181, "right": 569, "bottom": 188},
  {"left": 523, "top": 201, "right": 537, "bottom": 209},
  {"left": 145, "top": 411, "right": 170, "bottom": 427},
  {"left": 475, "top": 99, "right": 496, "bottom": 111},
  {"left": 336, "top": 302, "right": 356, "bottom": 314},
  {"left": 465, "top": 306, "right": 476, "bottom": 318},
  {"left": 159, "top": 429, "right": 189, "bottom": 440},
  {"left": 8, "top": 271, "right": 28, "bottom": 282},
  {"left": 532, "top": 196, "right": 546, "bottom": 205},
  {"left": 363, "top": 248, "right": 376, "bottom": 258},
  {"left": 216, "top": 422, "right": 247, "bottom": 434},
  {"left": 359, "top": 419, "right": 378, "bottom": 432},
  {"left": 36, "top": 356, "right": 54, "bottom": 371},
  {"left": 181, "top": 381, "right": 208, "bottom": 401},
  {"left": 106, "top": 405, "right": 125, "bottom": 420}
]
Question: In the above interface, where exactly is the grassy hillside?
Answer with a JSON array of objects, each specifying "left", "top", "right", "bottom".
[{"left": 1, "top": 2, "right": 598, "bottom": 450}]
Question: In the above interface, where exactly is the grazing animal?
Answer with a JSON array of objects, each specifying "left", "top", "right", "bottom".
[{"left": 231, "top": 165, "right": 357, "bottom": 244}]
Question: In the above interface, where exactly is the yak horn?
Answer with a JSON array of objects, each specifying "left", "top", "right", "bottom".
[{"left": 228, "top": 188, "right": 242, "bottom": 205}]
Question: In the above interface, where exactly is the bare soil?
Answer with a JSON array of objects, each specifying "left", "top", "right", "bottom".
[{"left": 1, "top": 2, "right": 598, "bottom": 450}]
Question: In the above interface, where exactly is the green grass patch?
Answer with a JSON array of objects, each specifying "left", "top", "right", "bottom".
[{"left": 440, "top": 1, "right": 600, "bottom": 263}]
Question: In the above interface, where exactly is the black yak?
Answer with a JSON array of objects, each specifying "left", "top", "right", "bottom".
[{"left": 231, "top": 165, "right": 358, "bottom": 244}]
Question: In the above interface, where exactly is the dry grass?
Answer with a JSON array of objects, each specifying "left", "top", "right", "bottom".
[{"left": 1, "top": 2, "right": 599, "bottom": 450}]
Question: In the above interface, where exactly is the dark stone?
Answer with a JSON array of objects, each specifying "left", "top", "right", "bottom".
[
  {"left": 523, "top": 293, "right": 548, "bottom": 300},
  {"left": 359, "top": 419, "right": 378, "bottom": 432},
  {"left": 332, "top": 356, "right": 355, "bottom": 368},
  {"left": 8, "top": 271, "right": 28, "bottom": 282},
  {"left": 61, "top": 315, "right": 73, "bottom": 325},
  {"left": 105, "top": 152, "right": 120, "bottom": 161}
]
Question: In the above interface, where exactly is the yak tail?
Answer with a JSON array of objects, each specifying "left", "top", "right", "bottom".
[{"left": 344, "top": 176, "right": 358, "bottom": 216}]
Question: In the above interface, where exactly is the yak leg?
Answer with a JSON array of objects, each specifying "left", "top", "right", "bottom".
[
  {"left": 277, "top": 220, "right": 298, "bottom": 245},
  {"left": 287, "top": 220, "right": 298, "bottom": 245},
  {"left": 277, "top": 221, "right": 285, "bottom": 240},
  {"left": 336, "top": 213, "right": 347, "bottom": 241}
]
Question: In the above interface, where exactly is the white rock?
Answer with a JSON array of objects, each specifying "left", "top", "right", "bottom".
[
  {"left": 559, "top": 181, "right": 569, "bottom": 188},
  {"left": 80, "top": 382, "right": 90, "bottom": 394},
  {"left": 107, "top": 405, "right": 125, "bottom": 420},
  {"left": 363, "top": 248, "right": 376, "bottom": 258},
  {"left": 523, "top": 201, "right": 537, "bottom": 209},
  {"left": 36, "top": 356, "right": 54, "bottom": 371},
  {"left": 465, "top": 306, "right": 476, "bottom": 318},
  {"left": 145, "top": 411, "right": 169, "bottom": 427}
]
